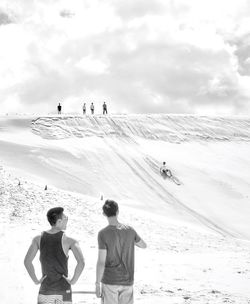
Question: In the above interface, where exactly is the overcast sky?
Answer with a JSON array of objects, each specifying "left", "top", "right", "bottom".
[{"left": 1, "top": 0, "right": 250, "bottom": 115}]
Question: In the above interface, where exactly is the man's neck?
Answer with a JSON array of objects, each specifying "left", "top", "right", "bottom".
[
  {"left": 107, "top": 217, "right": 119, "bottom": 226},
  {"left": 48, "top": 226, "right": 62, "bottom": 233}
]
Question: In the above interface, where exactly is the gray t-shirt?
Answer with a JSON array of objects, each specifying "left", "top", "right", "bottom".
[{"left": 98, "top": 224, "right": 141, "bottom": 285}]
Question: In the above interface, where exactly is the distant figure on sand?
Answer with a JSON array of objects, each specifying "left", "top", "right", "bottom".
[
  {"left": 96, "top": 199, "right": 147, "bottom": 303},
  {"left": 160, "top": 162, "right": 181, "bottom": 185},
  {"left": 57, "top": 103, "right": 62, "bottom": 114},
  {"left": 24, "top": 207, "right": 85, "bottom": 304},
  {"left": 160, "top": 161, "right": 172, "bottom": 177},
  {"left": 83, "top": 103, "right": 86, "bottom": 114},
  {"left": 90, "top": 102, "right": 94, "bottom": 114},
  {"left": 103, "top": 102, "right": 108, "bottom": 115}
]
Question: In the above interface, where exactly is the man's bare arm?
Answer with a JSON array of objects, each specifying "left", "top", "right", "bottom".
[
  {"left": 135, "top": 238, "right": 147, "bottom": 248},
  {"left": 65, "top": 241, "right": 85, "bottom": 285},
  {"left": 24, "top": 236, "right": 43, "bottom": 284},
  {"left": 95, "top": 249, "right": 107, "bottom": 298}
]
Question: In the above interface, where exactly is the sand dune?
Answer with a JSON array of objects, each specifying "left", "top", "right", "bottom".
[{"left": 0, "top": 114, "right": 250, "bottom": 303}]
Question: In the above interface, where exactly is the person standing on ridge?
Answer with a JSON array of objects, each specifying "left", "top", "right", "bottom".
[
  {"left": 96, "top": 199, "right": 147, "bottom": 304},
  {"left": 83, "top": 103, "right": 86, "bottom": 114},
  {"left": 103, "top": 102, "right": 108, "bottom": 115},
  {"left": 24, "top": 207, "right": 85, "bottom": 304},
  {"left": 90, "top": 102, "right": 94, "bottom": 114},
  {"left": 57, "top": 103, "right": 62, "bottom": 114}
]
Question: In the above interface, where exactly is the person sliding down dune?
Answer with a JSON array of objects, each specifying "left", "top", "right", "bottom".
[
  {"left": 160, "top": 162, "right": 172, "bottom": 177},
  {"left": 160, "top": 162, "right": 181, "bottom": 185}
]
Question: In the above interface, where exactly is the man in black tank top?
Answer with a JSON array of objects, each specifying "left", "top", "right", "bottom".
[{"left": 24, "top": 207, "right": 85, "bottom": 304}]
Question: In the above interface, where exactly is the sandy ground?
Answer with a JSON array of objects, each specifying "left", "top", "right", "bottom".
[
  {"left": 1, "top": 167, "right": 250, "bottom": 304},
  {"left": 1, "top": 114, "right": 250, "bottom": 303}
]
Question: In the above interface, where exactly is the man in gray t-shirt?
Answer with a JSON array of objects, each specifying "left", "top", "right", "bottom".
[{"left": 96, "top": 200, "right": 147, "bottom": 304}]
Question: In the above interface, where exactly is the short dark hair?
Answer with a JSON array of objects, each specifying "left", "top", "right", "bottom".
[
  {"left": 47, "top": 207, "right": 64, "bottom": 226},
  {"left": 103, "top": 200, "right": 118, "bottom": 217},
  {"left": 163, "top": 161, "right": 166, "bottom": 165}
]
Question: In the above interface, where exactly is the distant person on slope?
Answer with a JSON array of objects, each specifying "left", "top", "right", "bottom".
[
  {"left": 96, "top": 199, "right": 147, "bottom": 304},
  {"left": 103, "top": 102, "right": 108, "bottom": 115},
  {"left": 90, "top": 102, "right": 95, "bottom": 114},
  {"left": 160, "top": 162, "right": 172, "bottom": 177},
  {"left": 83, "top": 103, "right": 86, "bottom": 114},
  {"left": 57, "top": 103, "right": 62, "bottom": 114},
  {"left": 24, "top": 207, "right": 85, "bottom": 304}
]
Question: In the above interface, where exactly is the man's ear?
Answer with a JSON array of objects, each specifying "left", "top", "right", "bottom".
[{"left": 56, "top": 219, "right": 62, "bottom": 226}]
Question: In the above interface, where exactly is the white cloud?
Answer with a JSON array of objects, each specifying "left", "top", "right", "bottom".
[
  {"left": 1, "top": 93, "right": 22, "bottom": 114},
  {"left": 0, "top": 0, "right": 250, "bottom": 114},
  {"left": 60, "top": 9, "right": 75, "bottom": 18},
  {"left": 76, "top": 56, "right": 108, "bottom": 74}
]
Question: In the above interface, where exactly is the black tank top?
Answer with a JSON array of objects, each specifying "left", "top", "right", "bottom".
[{"left": 39, "top": 231, "right": 70, "bottom": 293}]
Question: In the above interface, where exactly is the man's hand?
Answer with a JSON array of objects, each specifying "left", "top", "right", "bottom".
[
  {"left": 63, "top": 275, "right": 78, "bottom": 285},
  {"left": 62, "top": 275, "right": 74, "bottom": 285},
  {"left": 95, "top": 282, "right": 102, "bottom": 298},
  {"left": 35, "top": 275, "right": 47, "bottom": 285}
]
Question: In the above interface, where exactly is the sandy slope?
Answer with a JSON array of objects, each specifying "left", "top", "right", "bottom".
[
  {"left": 1, "top": 115, "right": 250, "bottom": 238},
  {"left": 0, "top": 114, "right": 250, "bottom": 303},
  {"left": 1, "top": 167, "right": 250, "bottom": 304}
]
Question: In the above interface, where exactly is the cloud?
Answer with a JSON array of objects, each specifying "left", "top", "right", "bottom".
[
  {"left": 110, "top": 0, "right": 166, "bottom": 21},
  {"left": 60, "top": 9, "right": 75, "bottom": 18},
  {"left": 69, "top": 26, "right": 239, "bottom": 113},
  {"left": 0, "top": 10, "right": 14, "bottom": 25},
  {"left": 0, "top": 0, "right": 250, "bottom": 115},
  {"left": 227, "top": 34, "right": 250, "bottom": 76}
]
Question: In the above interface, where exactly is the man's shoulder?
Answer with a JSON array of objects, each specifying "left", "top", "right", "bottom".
[
  {"left": 98, "top": 226, "right": 110, "bottom": 235},
  {"left": 33, "top": 234, "right": 41, "bottom": 242},
  {"left": 98, "top": 225, "right": 118, "bottom": 237},
  {"left": 31, "top": 234, "right": 42, "bottom": 248},
  {"left": 99, "top": 224, "right": 136, "bottom": 235},
  {"left": 118, "top": 223, "right": 134, "bottom": 231},
  {"left": 63, "top": 233, "right": 78, "bottom": 246}
]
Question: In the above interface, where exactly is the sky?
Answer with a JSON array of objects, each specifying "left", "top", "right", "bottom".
[{"left": 1, "top": 0, "right": 250, "bottom": 115}]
